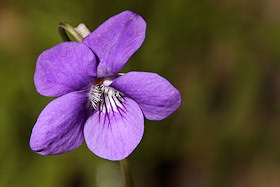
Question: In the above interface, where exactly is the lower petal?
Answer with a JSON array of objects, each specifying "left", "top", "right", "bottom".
[
  {"left": 84, "top": 97, "right": 144, "bottom": 161},
  {"left": 30, "top": 90, "right": 90, "bottom": 155}
]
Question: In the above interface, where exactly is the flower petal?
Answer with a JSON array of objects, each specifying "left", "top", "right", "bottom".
[
  {"left": 84, "top": 97, "right": 144, "bottom": 161},
  {"left": 34, "top": 42, "right": 97, "bottom": 97},
  {"left": 83, "top": 10, "right": 146, "bottom": 77},
  {"left": 30, "top": 90, "right": 90, "bottom": 155},
  {"left": 110, "top": 72, "right": 181, "bottom": 120}
]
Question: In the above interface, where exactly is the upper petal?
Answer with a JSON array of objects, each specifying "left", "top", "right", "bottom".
[
  {"left": 110, "top": 72, "right": 181, "bottom": 120},
  {"left": 34, "top": 42, "right": 97, "bottom": 97},
  {"left": 83, "top": 10, "right": 146, "bottom": 77},
  {"left": 84, "top": 96, "right": 144, "bottom": 161},
  {"left": 30, "top": 90, "right": 90, "bottom": 155}
]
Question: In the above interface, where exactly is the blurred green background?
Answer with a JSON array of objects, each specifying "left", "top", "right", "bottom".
[{"left": 1, "top": 0, "right": 280, "bottom": 186}]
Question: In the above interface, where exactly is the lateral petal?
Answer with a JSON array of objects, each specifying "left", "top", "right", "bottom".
[
  {"left": 83, "top": 10, "right": 146, "bottom": 77},
  {"left": 30, "top": 90, "right": 89, "bottom": 155},
  {"left": 84, "top": 96, "right": 144, "bottom": 161},
  {"left": 34, "top": 42, "right": 97, "bottom": 97},
  {"left": 110, "top": 72, "right": 181, "bottom": 120}
]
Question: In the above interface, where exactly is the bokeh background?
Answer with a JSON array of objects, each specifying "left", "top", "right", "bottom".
[{"left": 1, "top": 0, "right": 280, "bottom": 186}]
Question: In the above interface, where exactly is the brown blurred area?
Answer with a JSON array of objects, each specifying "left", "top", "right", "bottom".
[{"left": 1, "top": 0, "right": 280, "bottom": 186}]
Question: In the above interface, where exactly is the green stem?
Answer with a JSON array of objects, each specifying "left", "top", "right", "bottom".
[
  {"left": 57, "top": 22, "right": 84, "bottom": 42},
  {"left": 120, "top": 159, "right": 134, "bottom": 187}
]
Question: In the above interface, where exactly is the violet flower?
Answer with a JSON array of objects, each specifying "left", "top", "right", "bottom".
[{"left": 30, "top": 10, "right": 181, "bottom": 161}]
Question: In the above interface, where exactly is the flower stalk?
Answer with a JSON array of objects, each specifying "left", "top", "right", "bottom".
[
  {"left": 58, "top": 22, "right": 84, "bottom": 42},
  {"left": 120, "top": 159, "right": 134, "bottom": 187}
]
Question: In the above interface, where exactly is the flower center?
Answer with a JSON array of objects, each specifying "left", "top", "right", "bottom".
[{"left": 90, "top": 76, "right": 123, "bottom": 113}]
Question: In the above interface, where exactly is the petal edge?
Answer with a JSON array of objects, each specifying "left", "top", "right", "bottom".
[
  {"left": 34, "top": 42, "right": 97, "bottom": 97},
  {"left": 30, "top": 90, "right": 89, "bottom": 155},
  {"left": 111, "top": 71, "right": 181, "bottom": 120},
  {"left": 83, "top": 10, "right": 146, "bottom": 77}
]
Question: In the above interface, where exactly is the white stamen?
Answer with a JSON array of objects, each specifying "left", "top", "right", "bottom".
[
  {"left": 90, "top": 83, "right": 123, "bottom": 113},
  {"left": 90, "top": 85, "right": 102, "bottom": 109}
]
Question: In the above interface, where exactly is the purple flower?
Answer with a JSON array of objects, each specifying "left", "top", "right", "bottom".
[{"left": 30, "top": 10, "right": 181, "bottom": 161}]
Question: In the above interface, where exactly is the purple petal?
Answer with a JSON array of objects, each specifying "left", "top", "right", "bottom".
[
  {"left": 83, "top": 10, "right": 146, "bottom": 77},
  {"left": 30, "top": 90, "right": 90, "bottom": 155},
  {"left": 84, "top": 96, "right": 144, "bottom": 161},
  {"left": 110, "top": 72, "right": 181, "bottom": 120},
  {"left": 34, "top": 42, "right": 97, "bottom": 97}
]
